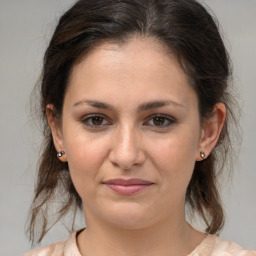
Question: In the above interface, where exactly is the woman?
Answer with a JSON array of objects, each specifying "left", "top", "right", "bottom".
[{"left": 24, "top": 0, "right": 256, "bottom": 255}]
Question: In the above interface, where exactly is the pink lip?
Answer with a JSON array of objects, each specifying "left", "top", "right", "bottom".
[{"left": 102, "top": 179, "right": 154, "bottom": 195}]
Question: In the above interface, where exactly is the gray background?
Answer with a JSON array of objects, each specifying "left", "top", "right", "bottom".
[{"left": 0, "top": 0, "right": 255, "bottom": 255}]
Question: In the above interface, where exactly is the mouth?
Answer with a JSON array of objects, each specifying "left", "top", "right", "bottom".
[{"left": 102, "top": 178, "right": 154, "bottom": 195}]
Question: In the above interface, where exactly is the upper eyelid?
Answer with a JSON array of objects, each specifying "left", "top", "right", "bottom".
[
  {"left": 82, "top": 113, "right": 106, "bottom": 119},
  {"left": 82, "top": 114, "right": 111, "bottom": 123},
  {"left": 146, "top": 113, "right": 175, "bottom": 120},
  {"left": 144, "top": 113, "right": 176, "bottom": 122}
]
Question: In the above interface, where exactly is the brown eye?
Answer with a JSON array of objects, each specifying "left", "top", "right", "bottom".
[
  {"left": 146, "top": 114, "right": 175, "bottom": 128},
  {"left": 91, "top": 116, "right": 104, "bottom": 125},
  {"left": 153, "top": 116, "right": 166, "bottom": 126},
  {"left": 82, "top": 114, "right": 110, "bottom": 128}
]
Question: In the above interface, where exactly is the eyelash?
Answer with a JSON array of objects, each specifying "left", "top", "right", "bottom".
[
  {"left": 147, "top": 114, "right": 175, "bottom": 128},
  {"left": 81, "top": 114, "right": 111, "bottom": 129},
  {"left": 81, "top": 114, "right": 175, "bottom": 129}
]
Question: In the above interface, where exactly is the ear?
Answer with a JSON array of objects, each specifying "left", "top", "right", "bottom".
[
  {"left": 196, "top": 102, "right": 226, "bottom": 161},
  {"left": 46, "top": 104, "right": 67, "bottom": 162}
]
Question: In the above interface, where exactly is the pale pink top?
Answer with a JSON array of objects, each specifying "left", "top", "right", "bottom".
[{"left": 23, "top": 231, "right": 256, "bottom": 256}]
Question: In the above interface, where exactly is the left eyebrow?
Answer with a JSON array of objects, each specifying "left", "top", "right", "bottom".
[
  {"left": 137, "top": 100, "right": 185, "bottom": 111},
  {"left": 73, "top": 99, "right": 185, "bottom": 111}
]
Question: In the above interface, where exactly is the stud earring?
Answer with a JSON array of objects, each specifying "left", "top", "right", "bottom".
[
  {"left": 57, "top": 151, "right": 65, "bottom": 158},
  {"left": 200, "top": 151, "right": 206, "bottom": 159}
]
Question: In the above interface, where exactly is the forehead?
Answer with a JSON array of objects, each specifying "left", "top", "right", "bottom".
[
  {"left": 70, "top": 36, "right": 183, "bottom": 82},
  {"left": 66, "top": 37, "right": 197, "bottom": 110}
]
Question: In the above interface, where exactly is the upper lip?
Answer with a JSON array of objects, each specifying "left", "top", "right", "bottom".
[{"left": 102, "top": 178, "right": 153, "bottom": 186}]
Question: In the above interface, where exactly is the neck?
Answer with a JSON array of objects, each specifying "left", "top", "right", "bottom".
[{"left": 77, "top": 210, "right": 205, "bottom": 256}]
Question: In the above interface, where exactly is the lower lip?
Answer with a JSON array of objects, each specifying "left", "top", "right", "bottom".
[{"left": 105, "top": 184, "right": 152, "bottom": 195}]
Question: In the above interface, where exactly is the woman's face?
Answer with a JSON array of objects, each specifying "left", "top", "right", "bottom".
[{"left": 52, "top": 37, "right": 205, "bottom": 228}]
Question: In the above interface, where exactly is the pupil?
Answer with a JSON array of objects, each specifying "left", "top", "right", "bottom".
[
  {"left": 153, "top": 117, "right": 165, "bottom": 126},
  {"left": 92, "top": 117, "right": 103, "bottom": 125}
]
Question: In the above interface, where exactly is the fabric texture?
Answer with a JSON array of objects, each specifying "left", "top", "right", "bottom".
[{"left": 23, "top": 231, "right": 256, "bottom": 256}]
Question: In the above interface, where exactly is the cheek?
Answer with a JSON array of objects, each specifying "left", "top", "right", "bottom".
[
  {"left": 150, "top": 131, "right": 198, "bottom": 164},
  {"left": 64, "top": 123, "right": 106, "bottom": 165},
  {"left": 148, "top": 128, "right": 200, "bottom": 186},
  {"left": 62, "top": 126, "right": 110, "bottom": 195}
]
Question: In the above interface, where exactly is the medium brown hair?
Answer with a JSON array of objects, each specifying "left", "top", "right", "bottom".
[{"left": 28, "top": 0, "right": 238, "bottom": 245}]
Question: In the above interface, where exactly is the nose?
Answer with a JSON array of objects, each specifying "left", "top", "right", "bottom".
[{"left": 109, "top": 124, "right": 146, "bottom": 170}]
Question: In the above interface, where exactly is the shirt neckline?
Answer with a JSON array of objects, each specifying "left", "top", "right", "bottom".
[{"left": 64, "top": 229, "right": 216, "bottom": 256}]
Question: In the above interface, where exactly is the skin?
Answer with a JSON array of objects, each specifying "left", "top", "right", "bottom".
[{"left": 47, "top": 37, "right": 226, "bottom": 256}]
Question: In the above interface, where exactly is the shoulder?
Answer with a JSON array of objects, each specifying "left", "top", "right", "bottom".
[
  {"left": 22, "top": 230, "right": 81, "bottom": 256},
  {"left": 191, "top": 234, "right": 256, "bottom": 256},
  {"left": 22, "top": 240, "right": 65, "bottom": 256},
  {"left": 212, "top": 236, "right": 256, "bottom": 256}
]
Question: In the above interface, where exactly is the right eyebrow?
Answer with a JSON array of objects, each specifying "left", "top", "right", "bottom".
[{"left": 73, "top": 99, "right": 114, "bottom": 110}]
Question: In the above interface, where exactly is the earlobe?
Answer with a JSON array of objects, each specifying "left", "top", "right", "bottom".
[
  {"left": 57, "top": 150, "right": 67, "bottom": 162},
  {"left": 46, "top": 104, "right": 67, "bottom": 162},
  {"left": 196, "top": 103, "right": 226, "bottom": 161},
  {"left": 200, "top": 151, "right": 206, "bottom": 159}
]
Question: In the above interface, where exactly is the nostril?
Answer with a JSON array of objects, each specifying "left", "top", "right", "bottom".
[
  {"left": 112, "top": 162, "right": 119, "bottom": 167},
  {"left": 111, "top": 161, "right": 132, "bottom": 170}
]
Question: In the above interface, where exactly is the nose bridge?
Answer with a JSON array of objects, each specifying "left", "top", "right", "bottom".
[
  {"left": 109, "top": 121, "right": 145, "bottom": 169},
  {"left": 119, "top": 122, "right": 136, "bottom": 149}
]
